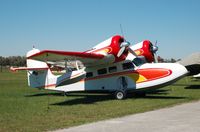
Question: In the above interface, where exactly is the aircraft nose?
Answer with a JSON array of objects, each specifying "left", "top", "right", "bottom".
[
  {"left": 167, "top": 63, "right": 188, "bottom": 79},
  {"left": 136, "top": 63, "right": 188, "bottom": 89},
  {"left": 141, "top": 63, "right": 188, "bottom": 81}
]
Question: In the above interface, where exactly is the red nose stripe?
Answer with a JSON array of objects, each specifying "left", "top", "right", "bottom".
[{"left": 137, "top": 68, "right": 172, "bottom": 81}]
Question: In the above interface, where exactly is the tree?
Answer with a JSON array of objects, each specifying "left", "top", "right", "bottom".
[
  {"left": 157, "top": 56, "right": 164, "bottom": 63},
  {"left": 0, "top": 56, "right": 3, "bottom": 72},
  {"left": 0, "top": 56, "right": 26, "bottom": 72}
]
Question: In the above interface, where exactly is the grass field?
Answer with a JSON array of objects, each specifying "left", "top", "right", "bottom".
[{"left": 0, "top": 69, "right": 200, "bottom": 132}]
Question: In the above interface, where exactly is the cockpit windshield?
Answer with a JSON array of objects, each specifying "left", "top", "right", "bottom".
[{"left": 132, "top": 57, "right": 146, "bottom": 66}]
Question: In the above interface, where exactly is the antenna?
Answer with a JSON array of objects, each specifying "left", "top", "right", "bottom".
[
  {"left": 120, "top": 24, "right": 125, "bottom": 37},
  {"left": 45, "top": 53, "right": 50, "bottom": 111}
]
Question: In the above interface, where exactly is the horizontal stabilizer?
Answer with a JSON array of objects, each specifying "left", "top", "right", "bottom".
[{"left": 10, "top": 67, "right": 49, "bottom": 72}]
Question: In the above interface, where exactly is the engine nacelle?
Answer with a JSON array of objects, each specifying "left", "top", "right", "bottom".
[{"left": 131, "top": 40, "right": 155, "bottom": 63}]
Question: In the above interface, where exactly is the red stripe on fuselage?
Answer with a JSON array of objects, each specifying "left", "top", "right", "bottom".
[
  {"left": 85, "top": 68, "right": 172, "bottom": 82},
  {"left": 137, "top": 68, "right": 172, "bottom": 82},
  {"left": 40, "top": 68, "right": 172, "bottom": 88}
]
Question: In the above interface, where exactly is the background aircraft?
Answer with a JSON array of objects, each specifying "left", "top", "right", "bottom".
[{"left": 178, "top": 52, "right": 200, "bottom": 76}]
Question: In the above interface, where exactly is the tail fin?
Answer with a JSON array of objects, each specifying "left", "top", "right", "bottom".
[{"left": 26, "top": 48, "right": 57, "bottom": 89}]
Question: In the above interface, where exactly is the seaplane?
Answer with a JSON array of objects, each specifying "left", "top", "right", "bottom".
[{"left": 11, "top": 35, "right": 188, "bottom": 99}]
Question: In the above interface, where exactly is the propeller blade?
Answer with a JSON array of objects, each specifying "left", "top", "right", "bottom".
[
  {"left": 154, "top": 53, "right": 158, "bottom": 63},
  {"left": 128, "top": 47, "right": 138, "bottom": 57},
  {"left": 117, "top": 46, "right": 126, "bottom": 57},
  {"left": 117, "top": 41, "right": 132, "bottom": 58}
]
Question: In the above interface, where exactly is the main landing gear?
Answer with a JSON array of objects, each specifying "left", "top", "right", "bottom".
[
  {"left": 114, "top": 90, "right": 127, "bottom": 100},
  {"left": 115, "top": 76, "right": 128, "bottom": 100}
]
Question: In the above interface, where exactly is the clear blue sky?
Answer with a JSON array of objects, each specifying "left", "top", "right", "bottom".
[{"left": 0, "top": 0, "right": 200, "bottom": 59}]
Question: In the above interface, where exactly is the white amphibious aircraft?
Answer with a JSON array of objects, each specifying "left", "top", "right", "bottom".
[{"left": 11, "top": 35, "right": 188, "bottom": 99}]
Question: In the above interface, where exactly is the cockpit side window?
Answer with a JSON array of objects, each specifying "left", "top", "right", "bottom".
[
  {"left": 97, "top": 68, "right": 107, "bottom": 75},
  {"left": 86, "top": 72, "right": 93, "bottom": 78},
  {"left": 122, "top": 62, "right": 135, "bottom": 70},
  {"left": 109, "top": 66, "right": 117, "bottom": 73},
  {"left": 132, "top": 58, "right": 145, "bottom": 66}
]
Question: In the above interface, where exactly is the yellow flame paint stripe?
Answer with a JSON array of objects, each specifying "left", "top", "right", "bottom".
[{"left": 127, "top": 73, "right": 147, "bottom": 83}]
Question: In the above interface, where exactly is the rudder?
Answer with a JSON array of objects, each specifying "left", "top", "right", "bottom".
[{"left": 26, "top": 48, "right": 57, "bottom": 89}]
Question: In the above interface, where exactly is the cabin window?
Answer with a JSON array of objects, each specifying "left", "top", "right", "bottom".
[
  {"left": 97, "top": 68, "right": 107, "bottom": 75},
  {"left": 32, "top": 71, "right": 38, "bottom": 76},
  {"left": 122, "top": 62, "right": 135, "bottom": 70},
  {"left": 109, "top": 66, "right": 117, "bottom": 73},
  {"left": 86, "top": 72, "right": 93, "bottom": 78}
]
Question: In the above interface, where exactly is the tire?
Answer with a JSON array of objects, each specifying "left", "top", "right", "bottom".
[{"left": 115, "top": 90, "right": 126, "bottom": 100}]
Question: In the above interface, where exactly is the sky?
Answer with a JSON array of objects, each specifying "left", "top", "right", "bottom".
[{"left": 0, "top": 0, "right": 200, "bottom": 59}]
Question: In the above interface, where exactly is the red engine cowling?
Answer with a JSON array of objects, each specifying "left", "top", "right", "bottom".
[
  {"left": 109, "top": 35, "right": 129, "bottom": 62},
  {"left": 134, "top": 40, "right": 155, "bottom": 63}
]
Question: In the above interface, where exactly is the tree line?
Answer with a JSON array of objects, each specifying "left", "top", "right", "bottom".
[
  {"left": 0, "top": 56, "right": 26, "bottom": 67},
  {"left": 157, "top": 56, "right": 179, "bottom": 63}
]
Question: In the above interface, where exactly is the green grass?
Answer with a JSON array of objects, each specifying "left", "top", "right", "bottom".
[{"left": 0, "top": 70, "right": 200, "bottom": 132}]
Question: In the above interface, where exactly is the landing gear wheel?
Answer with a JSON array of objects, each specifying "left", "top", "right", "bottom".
[{"left": 115, "top": 90, "right": 126, "bottom": 100}]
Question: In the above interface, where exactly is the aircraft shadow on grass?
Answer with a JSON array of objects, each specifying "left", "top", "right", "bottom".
[
  {"left": 172, "top": 84, "right": 200, "bottom": 90},
  {"left": 24, "top": 92, "right": 62, "bottom": 97},
  {"left": 50, "top": 89, "right": 186, "bottom": 106},
  {"left": 131, "top": 89, "right": 186, "bottom": 100},
  {"left": 191, "top": 79, "right": 200, "bottom": 82},
  {"left": 52, "top": 94, "right": 114, "bottom": 106},
  {"left": 184, "top": 85, "right": 200, "bottom": 89},
  {"left": 24, "top": 89, "right": 186, "bottom": 106},
  {"left": 25, "top": 89, "right": 172, "bottom": 97}
]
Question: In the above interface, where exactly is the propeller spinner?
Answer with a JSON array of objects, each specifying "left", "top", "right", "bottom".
[{"left": 150, "top": 42, "right": 159, "bottom": 63}]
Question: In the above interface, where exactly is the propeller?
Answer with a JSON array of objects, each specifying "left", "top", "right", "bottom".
[
  {"left": 150, "top": 41, "right": 159, "bottom": 63},
  {"left": 117, "top": 40, "right": 138, "bottom": 58},
  {"left": 117, "top": 41, "right": 129, "bottom": 57},
  {"left": 117, "top": 24, "right": 138, "bottom": 58}
]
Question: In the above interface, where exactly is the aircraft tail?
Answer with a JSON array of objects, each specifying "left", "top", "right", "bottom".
[
  {"left": 11, "top": 48, "right": 87, "bottom": 91},
  {"left": 10, "top": 48, "right": 57, "bottom": 89},
  {"left": 26, "top": 48, "right": 57, "bottom": 89}
]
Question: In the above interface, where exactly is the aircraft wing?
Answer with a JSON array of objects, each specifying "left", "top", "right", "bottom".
[{"left": 27, "top": 50, "right": 114, "bottom": 67}]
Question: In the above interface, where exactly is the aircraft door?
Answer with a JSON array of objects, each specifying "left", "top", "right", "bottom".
[{"left": 118, "top": 76, "right": 128, "bottom": 91}]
